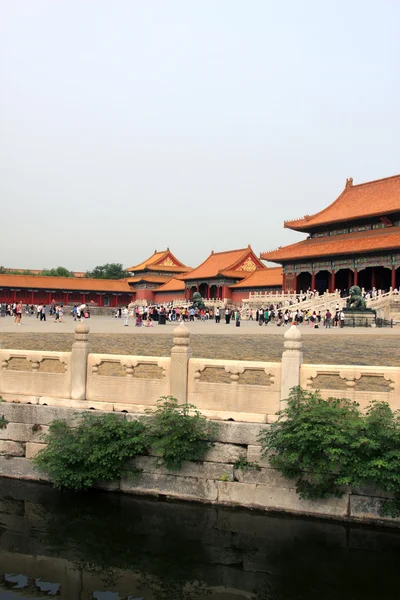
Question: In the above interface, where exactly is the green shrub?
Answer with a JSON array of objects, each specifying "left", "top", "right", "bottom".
[
  {"left": 234, "top": 455, "right": 261, "bottom": 471},
  {"left": 145, "top": 396, "right": 217, "bottom": 470},
  {"left": 33, "top": 413, "right": 148, "bottom": 490},
  {"left": 258, "top": 387, "right": 400, "bottom": 515},
  {"left": 258, "top": 387, "right": 363, "bottom": 499}
]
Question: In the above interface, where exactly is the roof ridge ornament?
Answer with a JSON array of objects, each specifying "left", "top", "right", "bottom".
[{"left": 345, "top": 177, "right": 353, "bottom": 189}]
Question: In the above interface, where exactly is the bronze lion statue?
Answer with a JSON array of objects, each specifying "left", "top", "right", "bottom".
[{"left": 346, "top": 285, "right": 366, "bottom": 310}]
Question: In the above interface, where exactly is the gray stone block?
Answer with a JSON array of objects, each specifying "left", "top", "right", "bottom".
[
  {"left": 25, "top": 443, "right": 47, "bottom": 459},
  {"left": 217, "top": 481, "right": 349, "bottom": 517},
  {"left": 246, "top": 444, "right": 271, "bottom": 468},
  {"left": 350, "top": 494, "right": 400, "bottom": 521},
  {"left": 134, "top": 456, "right": 234, "bottom": 480},
  {"left": 0, "top": 441, "right": 25, "bottom": 457},
  {"left": 203, "top": 443, "right": 243, "bottom": 464},
  {"left": 352, "top": 483, "right": 394, "bottom": 499},
  {"left": 0, "top": 423, "right": 49, "bottom": 443},
  {"left": 234, "top": 466, "right": 297, "bottom": 488},
  {"left": 0, "top": 457, "right": 48, "bottom": 481},
  {"left": 211, "top": 421, "right": 270, "bottom": 445},
  {"left": 0, "top": 403, "right": 107, "bottom": 426},
  {"left": 121, "top": 472, "right": 218, "bottom": 501}
]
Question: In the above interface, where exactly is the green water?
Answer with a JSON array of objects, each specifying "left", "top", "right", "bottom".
[{"left": 0, "top": 479, "right": 398, "bottom": 599}]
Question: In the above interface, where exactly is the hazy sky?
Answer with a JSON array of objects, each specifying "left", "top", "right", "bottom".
[{"left": 1, "top": 1, "right": 399, "bottom": 271}]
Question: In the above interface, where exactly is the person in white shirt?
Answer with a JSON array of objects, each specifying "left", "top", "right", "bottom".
[{"left": 122, "top": 306, "right": 129, "bottom": 326}]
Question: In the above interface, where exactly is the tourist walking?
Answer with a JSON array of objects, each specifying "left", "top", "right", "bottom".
[
  {"left": 325, "top": 309, "right": 332, "bottom": 328},
  {"left": 40, "top": 305, "right": 47, "bottom": 321},
  {"left": 15, "top": 301, "right": 22, "bottom": 325},
  {"left": 123, "top": 306, "right": 129, "bottom": 326},
  {"left": 215, "top": 307, "right": 220, "bottom": 323}
]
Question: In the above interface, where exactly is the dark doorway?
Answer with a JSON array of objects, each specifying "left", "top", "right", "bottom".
[
  {"left": 315, "top": 270, "right": 330, "bottom": 294},
  {"left": 198, "top": 283, "right": 208, "bottom": 299},
  {"left": 209, "top": 284, "right": 218, "bottom": 299},
  {"left": 335, "top": 269, "right": 353, "bottom": 294},
  {"left": 297, "top": 272, "right": 312, "bottom": 293}
]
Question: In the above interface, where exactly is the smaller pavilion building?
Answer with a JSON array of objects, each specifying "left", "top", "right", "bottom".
[
  {"left": 126, "top": 249, "right": 191, "bottom": 303},
  {"left": 181, "top": 246, "right": 266, "bottom": 302}
]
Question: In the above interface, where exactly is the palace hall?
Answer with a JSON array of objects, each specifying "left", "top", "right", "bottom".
[
  {"left": 261, "top": 174, "right": 400, "bottom": 294},
  {"left": 1, "top": 173, "right": 399, "bottom": 306}
]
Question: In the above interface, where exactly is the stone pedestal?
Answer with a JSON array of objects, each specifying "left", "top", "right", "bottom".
[
  {"left": 343, "top": 310, "right": 376, "bottom": 327},
  {"left": 280, "top": 324, "right": 303, "bottom": 409},
  {"left": 71, "top": 323, "right": 91, "bottom": 400},
  {"left": 170, "top": 323, "right": 192, "bottom": 403}
]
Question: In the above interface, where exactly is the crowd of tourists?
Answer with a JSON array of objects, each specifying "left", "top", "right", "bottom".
[
  {"left": 248, "top": 306, "right": 345, "bottom": 328},
  {"left": 0, "top": 302, "right": 89, "bottom": 324}
]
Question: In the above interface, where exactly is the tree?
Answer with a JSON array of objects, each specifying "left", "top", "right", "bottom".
[
  {"left": 86, "top": 263, "right": 127, "bottom": 280},
  {"left": 41, "top": 266, "right": 74, "bottom": 277}
]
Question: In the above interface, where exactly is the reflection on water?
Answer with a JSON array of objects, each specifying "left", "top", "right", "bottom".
[{"left": 0, "top": 479, "right": 399, "bottom": 599}]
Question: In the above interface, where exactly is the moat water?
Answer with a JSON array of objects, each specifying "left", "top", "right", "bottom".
[{"left": 0, "top": 479, "right": 398, "bottom": 600}]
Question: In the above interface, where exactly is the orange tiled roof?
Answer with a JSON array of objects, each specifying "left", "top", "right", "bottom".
[
  {"left": 126, "top": 274, "right": 170, "bottom": 285},
  {"left": 261, "top": 226, "right": 400, "bottom": 262},
  {"left": 155, "top": 277, "right": 186, "bottom": 292},
  {"left": 182, "top": 247, "right": 264, "bottom": 280},
  {"left": 285, "top": 174, "right": 400, "bottom": 232},
  {"left": 126, "top": 249, "right": 189, "bottom": 272},
  {"left": 147, "top": 265, "right": 192, "bottom": 273},
  {"left": 230, "top": 267, "right": 283, "bottom": 288},
  {"left": 0, "top": 274, "right": 132, "bottom": 293}
]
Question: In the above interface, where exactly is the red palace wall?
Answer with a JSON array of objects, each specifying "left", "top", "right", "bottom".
[
  {"left": 0, "top": 289, "right": 133, "bottom": 308},
  {"left": 134, "top": 288, "right": 156, "bottom": 302},
  {"left": 153, "top": 291, "right": 185, "bottom": 305},
  {"left": 230, "top": 290, "right": 249, "bottom": 303}
]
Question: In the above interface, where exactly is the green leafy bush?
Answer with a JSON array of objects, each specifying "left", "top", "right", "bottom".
[
  {"left": 258, "top": 387, "right": 362, "bottom": 499},
  {"left": 145, "top": 396, "right": 217, "bottom": 470},
  {"left": 234, "top": 455, "right": 261, "bottom": 471},
  {"left": 258, "top": 387, "right": 400, "bottom": 514},
  {"left": 33, "top": 413, "right": 148, "bottom": 490}
]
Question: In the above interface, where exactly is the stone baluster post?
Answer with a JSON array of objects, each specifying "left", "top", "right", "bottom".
[
  {"left": 170, "top": 322, "right": 192, "bottom": 403},
  {"left": 71, "top": 322, "right": 91, "bottom": 400},
  {"left": 280, "top": 323, "right": 303, "bottom": 409}
]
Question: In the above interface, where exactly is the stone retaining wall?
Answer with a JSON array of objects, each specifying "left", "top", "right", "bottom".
[{"left": 0, "top": 403, "right": 398, "bottom": 527}]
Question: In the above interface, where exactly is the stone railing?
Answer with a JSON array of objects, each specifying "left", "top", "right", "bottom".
[
  {"left": 86, "top": 353, "right": 171, "bottom": 411},
  {"left": 188, "top": 358, "right": 282, "bottom": 421},
  {"left": 0, "top": 322, "right": 399, "bottom": 421},
  {"left": 300, "top": 364, "right": 400, "bottom": 411},
  {"left": 0, "top": 349, "right": 72, "bottom": 400}
]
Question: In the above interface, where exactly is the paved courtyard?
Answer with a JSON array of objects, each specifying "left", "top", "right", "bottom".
[{"left": 0, "top": 315, "right": 399, "bottom": 366}]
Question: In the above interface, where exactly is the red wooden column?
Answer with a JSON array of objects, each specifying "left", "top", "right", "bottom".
[
  {"left": 348, "top": 270, "right": 353, "bottom": 288},
  {"left": 293, "top": 273, "right": 298, "bottom": 293},
  {"left": 64, "top": 292, "right": 69, "bottom": 305},
  {"left": 329, "top": 271, "right": 336, "bottom": 293},
  {"left": 371, "top": 267, "right": 376, "bottom": 289},
  {"left": 392, "top": 266, "right": 397, "bottom": 290},
  {"left": 354, "top": 269, "right": 358, "bottom": 286},
  {"left": 311, "top": 272, "right": 316, "bottom": 290}
]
